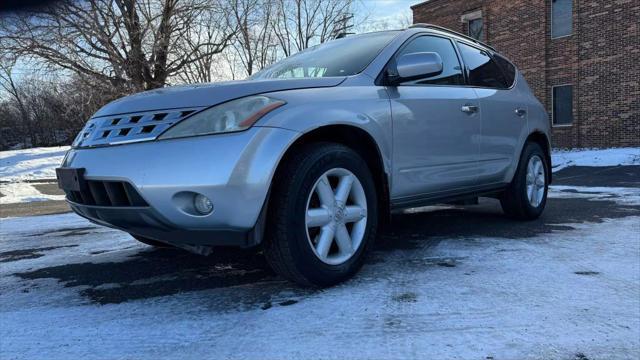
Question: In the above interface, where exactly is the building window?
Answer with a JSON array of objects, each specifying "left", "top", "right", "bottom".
[
  {"left": 461, "top": 10, "right": 483, "bottom": 41},
  {"left": 468, "top": 18, "right": 483, "bottom": 41},
  {"left": 551, "top": 0, "right": 573, "bottom": 38},
  {"left": 552, "top": 85, "right": 573, "bottom": 126}
]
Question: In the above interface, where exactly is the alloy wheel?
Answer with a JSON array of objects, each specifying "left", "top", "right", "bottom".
[
  {"left": 305, "top": 168, "right": 368, "bottom": 265},
  {"left": 526, "top": 155, "right": 546, "bottom": 207}
]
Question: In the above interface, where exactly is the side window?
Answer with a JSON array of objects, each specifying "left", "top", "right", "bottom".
[
  {"left": 457, "top": 42, "right": 507, "bottom": 89},
  {"left": 396, "top": 36, "right": 464, "bottom": 86},
  {"left": 552, "top": 85, "right": 573, "bottom": 125},
  {"left": 493, "top": 54, "right": 516, "bottom": 88}
]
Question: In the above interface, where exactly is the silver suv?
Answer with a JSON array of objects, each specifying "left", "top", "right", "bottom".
[{"left": 57, "top": 25, "right": 551, "bottom": 286}]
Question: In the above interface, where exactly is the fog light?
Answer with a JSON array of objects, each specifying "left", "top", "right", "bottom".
[{"left": 194, "top": 194, "right": 213, "bottom": 215}]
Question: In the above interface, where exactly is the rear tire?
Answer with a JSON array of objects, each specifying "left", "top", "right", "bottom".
[
  {"left": 500, "top": 142, "right": 549, "bottom": 220},
  {"left": 131, "top": 235, "right": 173, "bottom": 248},
  {"left": 264, "top": 143, "right": 378, "bottom": 287}
]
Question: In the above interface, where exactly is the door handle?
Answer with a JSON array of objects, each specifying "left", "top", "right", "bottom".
[
  {"left": 461, "top": 105, "right": 479, "bottom": 114},
  {"left": 515, "top": 108, "right": 527, "bottom": 117}
]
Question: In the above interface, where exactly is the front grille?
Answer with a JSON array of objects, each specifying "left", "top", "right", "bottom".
[
  {"left": 73, "top": 108, "right": 204, "bottom": 148},
  {"left": 65, "top": 180, "right": 148, "bottom": 207}
]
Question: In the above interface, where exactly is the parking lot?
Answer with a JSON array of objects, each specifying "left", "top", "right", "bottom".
[{"left": 1, "top": 165, "right": 639, "bottom": 359}]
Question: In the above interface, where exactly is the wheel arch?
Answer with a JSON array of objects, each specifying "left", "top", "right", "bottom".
[
  {"left": 524, "top": 131, "right": 552, "bottom": 183},
  {"left": 270, "top": 124, "right": 391, "bottom": 225}
]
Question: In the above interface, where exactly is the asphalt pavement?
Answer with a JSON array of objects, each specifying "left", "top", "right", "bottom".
[{"left": 3, "top": 166, "right": 639, "bottom": 303}]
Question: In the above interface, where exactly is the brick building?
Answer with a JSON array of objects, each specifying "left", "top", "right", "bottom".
[{"left": 411, "top": 0, "right": 639, "bottom": 148}]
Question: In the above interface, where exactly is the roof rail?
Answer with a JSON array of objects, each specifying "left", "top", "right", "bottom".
[{"left": 409, "top": 23, "right": 496, "bottom": 51}]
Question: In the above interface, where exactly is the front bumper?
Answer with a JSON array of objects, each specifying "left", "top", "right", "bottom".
[{"left": 63, "top": 126, "right": 299, "bottom": 247}]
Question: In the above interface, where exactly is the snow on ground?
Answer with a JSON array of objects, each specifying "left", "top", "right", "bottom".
[
  {"left": 0, "top": 213, "right": 143, "bottom": 271},
  {"left": 551, "top": 147, "right": 640, "bottom": 172},
  {"left": 0, "top": 147, "right": 639, "bottom": 358},
  {"left": 0, "top": 182, "right": 66, "bottom": 204},
  {"left": 1, "top": 217, "right": 638, "bottom": 359},
  {"left": 0, "top": 146, "right": 69, "bottom": 182},
  {"left": 0, "top": 146, "right": 69, "bottom": 204},
  {"left": 1, "top": 183, "right": 639, "bottom": 359}
]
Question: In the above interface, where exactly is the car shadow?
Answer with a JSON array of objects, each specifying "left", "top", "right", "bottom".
[{"left": 14, "top": 194, "right": 640, "bottom": 308}]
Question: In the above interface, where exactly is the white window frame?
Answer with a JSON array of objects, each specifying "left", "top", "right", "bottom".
[
  {"left": 551, "top": 84, "right": 574, "bottom": 127},
  {"left": 551, "top": 0, "right": 573, "bottom": 39},
  {"left": 460, "top": 10, "right": 482, "bottom": 22}
]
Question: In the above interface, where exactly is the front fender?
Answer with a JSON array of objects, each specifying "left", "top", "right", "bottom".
[{"left": 257, "top": 85, "right": 393, "bottom": 176}]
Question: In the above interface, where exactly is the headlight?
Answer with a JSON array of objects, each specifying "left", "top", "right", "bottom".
[{"left": 159, "top": 95, "right": 285, "bottom": 139}]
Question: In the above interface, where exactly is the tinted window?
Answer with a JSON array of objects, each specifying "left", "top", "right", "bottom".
[
  {"left": 396, "top": 36, "right": 464, "bottom": 86},
  {"left": 251, "top": 31, "right": 398, "bottom": 79},
  {"left": 553, "top": 85, "right": 573, "bottom": 125},
  {"left": 494, "top": 54, "right": 516, "bottom": 87},
  {"left": 457, "top": 42, "right": 507, "bottom": 88},
  {"left": 552, "top": 0, "right": 573, "bottom": 38}
]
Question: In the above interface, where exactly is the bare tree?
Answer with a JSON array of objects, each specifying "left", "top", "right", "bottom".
[
  {"left": 220, "top": 49, "right": 243, "bottom": 81},
  {"left": 0, "top": 66, "right": 126, "bottom": 149},
  {"left": 174, "top": 4, "right": 237, "bottom": 83},
  {"left": 0, "top": 57, "right": 34, "bottom": 146},
  {"left": 0, "top": 0, "right": 405, "bottom": 150},
  {"left": 227, "top": 0, "right": 279, "bottom": 77},
  {"left": 1, "top": 0, "right": 235, "bottom": 91},
  {"left": 271, "top": 0, "right": 354, "bottom": 57}
]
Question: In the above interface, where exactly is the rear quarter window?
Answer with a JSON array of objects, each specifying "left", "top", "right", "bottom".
[
  {"left": 457, "top": 42, "right": 508, "bottom": 89},
  {"left": 494, "top": 54, "right": 517, "bottom": 88}
]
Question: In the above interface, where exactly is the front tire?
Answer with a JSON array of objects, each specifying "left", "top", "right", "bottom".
[
  {"left": 500, "top": 142, "right": 549, "bottom": 220},
  {"left": 264, "top": 143, "right": 378, "bottom": 287}
]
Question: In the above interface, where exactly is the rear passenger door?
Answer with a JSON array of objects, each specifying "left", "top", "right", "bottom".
[{"left": 457, "top": 42, "right": 529, "bottom": 185}]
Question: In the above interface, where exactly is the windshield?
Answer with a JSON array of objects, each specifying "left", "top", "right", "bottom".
[{"left": 250, "top": 31, "right": 399, "bottom": 80}]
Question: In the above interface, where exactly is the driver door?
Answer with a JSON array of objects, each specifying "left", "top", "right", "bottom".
[{"left": 388, "top": 35, "right": 481, "bottom": 202}]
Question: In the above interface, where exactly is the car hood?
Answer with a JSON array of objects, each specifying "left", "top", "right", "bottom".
[{"left": 93, "top": 77, "right": 346, "bottom": 118}]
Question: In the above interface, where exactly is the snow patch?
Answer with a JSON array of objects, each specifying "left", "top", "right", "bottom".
[
  {"left": 0, "top": 213, "right": 638, "bottom": 359},
  {"left": 552, "top": 147, "right": 640, "bottom": 172},
  {"left": 0, "top": 183, "right": 65, "bottom": 204},
  {"left": 0, "top": 146, "right": 69, "bottom": 182}
]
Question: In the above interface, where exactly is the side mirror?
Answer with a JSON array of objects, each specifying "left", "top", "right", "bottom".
[{"left": 390, "top": 52, "right": 443, "bottom": 84}]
